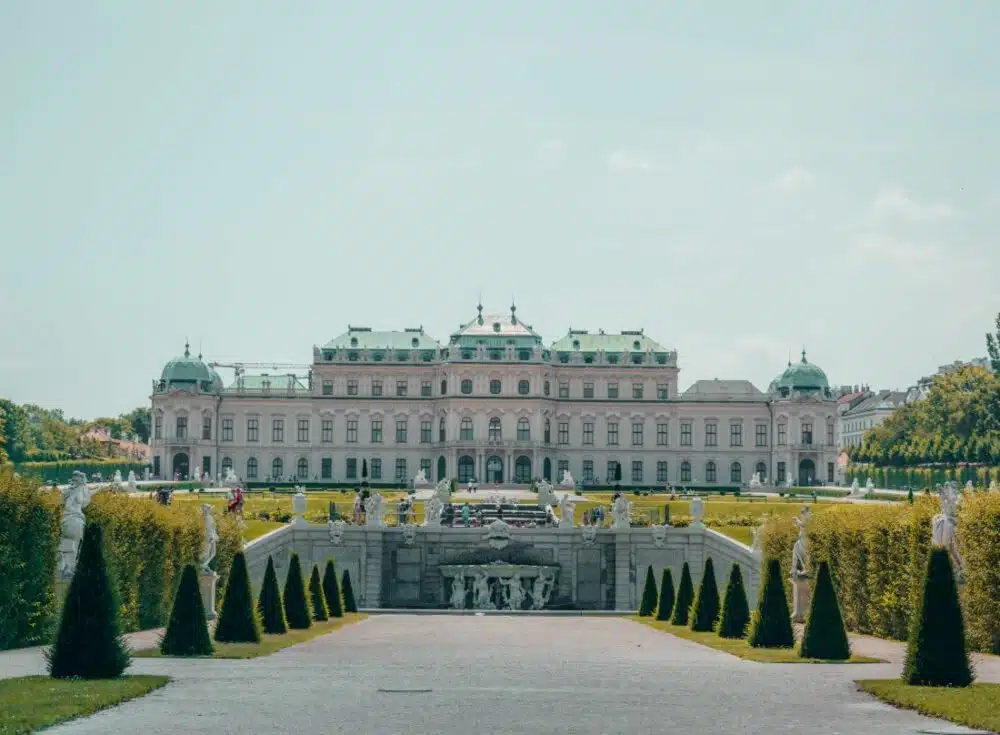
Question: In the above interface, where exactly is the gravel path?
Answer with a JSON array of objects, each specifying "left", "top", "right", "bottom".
[{"left": 2, "top": 615, "right": 987, "bottom": 735}]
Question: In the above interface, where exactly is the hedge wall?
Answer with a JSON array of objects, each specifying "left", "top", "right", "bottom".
[
  {"left": 759, "top": 495, "right": 1000, "bottom": 653},
  {"left": 845, "top": 464, "right": 1000, "bottom": 490},
  {"left": 0, "top": 467, "right": 60, "bottom": 650},
  {"left": 19, "top": 460, "right": 148, "bottom": 485}
]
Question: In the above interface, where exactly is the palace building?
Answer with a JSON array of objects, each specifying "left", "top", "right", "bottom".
[{"left": 149, "top": 305, "right": 840, "bottom": 488}]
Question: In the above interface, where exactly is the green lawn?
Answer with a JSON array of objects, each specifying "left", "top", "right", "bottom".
[
  {"left": 135, "top": 614, "right": 367, "bottom": 660},
  {"left": 857, "top": 679, "right": 1000, "bottom": 734},
  {"left": 0, "top": 675, "right": 169, "bottom": 734},
  {"left": 241, "top": 519, "right": 284, "bottom": 541},
  {"left": 714, "top": 526, "right": 753, "bottom": 545},
  {"left": 639, "top": 619, "right": 882, "bottom": 663}
]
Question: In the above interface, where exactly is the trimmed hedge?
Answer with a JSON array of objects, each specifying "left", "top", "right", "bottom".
[
  {"left": 845, "top": 464, "right": 1000, "bottom": 490},
  {"left": 717, "top": 563, "right": 751, "bottom": 639},
  {"left": 690, "top": 557, "right": 720, "bottom": 632},
  {"left": 748, "top": 558, "right": 794, "bottom": 648},
  {"left": 283, "top": 553, "right": 312, "bottom": 630},
  {"left": 799, "top": 560, "right": 850, "bottom": 660},
  {"left": 671, "top": 562, "right": 694, "bottom": 626},
  {"left": 214, "top": 551, "right": 261, "bottom": 643},
  {"left": 323, "top": 560, "right": 343, "bottom": 618},
  {"left": 638, "top": 566, "right": 658, "bottom": 617},
  {"left": 655, "top": 568, "right": 675, "bottom": 621},
  {"left": 257, "top": 557, "right": 286, "bottom": 635},
  {"left": 19, "top": 460, "right": 147, "bottom": 485},
  {"left": 957, "top": 492, "right": 1000, "bottom": 654},
  {"left": 309, "top": 565, "right": 329, "bottom": 622},
  {"left": 341, "top": 569, "right": 358, "bottom": 613},
  {"left": 160, "top": 564, "right": 212, "bottom": 656}
]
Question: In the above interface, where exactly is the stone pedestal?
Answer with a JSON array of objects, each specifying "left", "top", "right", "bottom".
[
  {"left": 791, "top": 575, "right": 812, "bottom": 623},
  {"left": 199, "top": 571, "right": 218, "bottom": 620}
]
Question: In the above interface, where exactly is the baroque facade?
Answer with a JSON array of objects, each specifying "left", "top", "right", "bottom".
[{"left": 149, "top": 306, "right": 840, "bottom": 487}]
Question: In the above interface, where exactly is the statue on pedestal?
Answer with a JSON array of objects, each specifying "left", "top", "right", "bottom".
[
  {"left": 364, "top": 493, "right": 384, "bottom": 527},
  {"left": 127, "top": 470, "right": 137, "bottom": 492},
  {"left": 530, "top": 569, "right": 555, "bottom": 610},
  {"left": 748, "top": 472, "right": 762, "bottom": 490},
  {"left": 412, "top": 469, "right": 428, "bottom": 487},
  {"left": 423, "top": 495, "right": 443, "bottom": 527},
  {"left": 790, "top": 507, "right": 811, "bottom": 622},
  {"left": 472, "top": 571, "right": 493, "bottom": 610},
  {"left": 449, "top": 576, "right": 467, "bottom": 609},
  {"left": 191, "top": 466, "right": 201, "bottom": 483},
  {"left": 111, "top": 470, "right": 123, "bottom": 490},
  {"left": 849, "top": 478, "right": 860, "bottom": 497},
  {"left": 865, "top": 477, "right": 875, "bottom": 494},
  {"left": 59, "top": 471, "right": 99, "bottom": 578},
  {"left": 503, "top": 574, "right": 526, "bottom": 610},
  {"left": 932, "top": 481, "right": 963, "bottom": 579},
  {"left": 611, "top": 494, "right": 632, "bottom": 529},
  {"left": 200, "top": 504, "right": 217, "bottom": 573},
  {"left": 536, "top": 479, "right": 556, "bottom": 509},
  {"left": 559, "top": 470, "right": 575, "bottom": 489},
  {"left": 559, "top": 493, "right": 575, "bottom": 528}
]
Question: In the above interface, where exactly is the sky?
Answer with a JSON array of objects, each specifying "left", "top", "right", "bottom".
[{"left": 2, "top": 1, "right": 999, "bottom": 419}]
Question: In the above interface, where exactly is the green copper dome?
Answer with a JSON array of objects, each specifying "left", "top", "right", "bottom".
[
  {"left": 772, "top": 350, "right": 829, "bottom": 393},
  {"left": 160, "top": 342, "right": 213, "bottom": 386}
]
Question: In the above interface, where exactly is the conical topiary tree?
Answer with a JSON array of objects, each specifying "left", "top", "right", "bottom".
[
  {"left": 323, "top": 560, "right": 343, "bottom": 618},
  {"left": 309, "top": 565, "right": 329, "bottom": 622},
  {"left": 748, "top": 558, "right": 794, "bottom": 648},
  {"left": 690, "top": 557, "right": 721, "bottom": 632},
  {"left": 257, "top": 556, "right": 287, "bottom": 635},
  {"left": 717, "top": 563, "right": 751, "bottom": 639},
  {"left": 671, "top": 562, "right": 695, "bottom": 626},
  {"left": 638, "top": 565, "right": 658, "bottom": 617},
  {"left": 341, "top": 568, "right": 358, "bottom": 613},
  {"left": 214, "top": 551, "right": 261, "bottom": 643},
  {"left": 47, "top": 523, "right": 131, "bottom": 678},
  {"left": 799, "top": 560, "right": 850, "bottom": 659},
  {"left": 902, "top": 548, "right": 973, "bottom": 686},
  {"left": 160, "top": 564, "right": 213, "bottom": 656},
  {"left": 283, "top": 553, "right": 312, "bottom": 629},
  {"left": 655, "top": 568, "right": 675, "bottom": 621}
]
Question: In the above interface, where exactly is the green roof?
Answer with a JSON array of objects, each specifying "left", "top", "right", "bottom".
[
  {"left": 450, "top": 305, "right": 544, "bottom": 349},
  {"left": 160, "top": 343, "right": 213, "bottom": 385},
  {"left": 324, "top": 326, "right": 442, "bottom": 351},
  {"left": 771, "top": 350, "right": 830, "bottom": 393},
  {"left": 550, "top": 329, "right": 668, "bottom": 353}
]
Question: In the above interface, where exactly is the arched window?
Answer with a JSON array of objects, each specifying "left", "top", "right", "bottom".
[
  {"left": 246, "top": 457, "right": 258, "bottom": 479},
  {"left": 705, "top": 461, "right": 716, "bottom": 483},
  {"left": 222, "top": 457, "right": 233, "bottom": 473},
  {"left": 458, "top": 455, "right": 475, "bottom": 483},
  {"left": 730, "top": 462, "right": 741, "bottom": 483},
  {"left": 272, "top": 457, "right": 283, "bottom": 479},
  {"left": 297, "top": 457, "right": 309, "bottom": 479},
  {"left": 544, "top": 419, "right": 551, "bottom": 444},
  {"left": 518, "top": 379, "right": 529, "bottom": 395},
  {"left": 439, "top": 417, "right": 446, "bottom": 442},
  {"left": 515, "top": 456, "right": 531, "bottom": 483},
  {"left": 489, "top": 379, "right": 501, "bottom": 395},
  {"left": 440, "top": 379, "right": 447, "bottom": 395},
  {"left": 680, "top": 461, "right": 691, "bottom": 482},
  {"left": 460, "top": 418, "right": 473, "bottom": 441},
  {"left": 461, "top": 379, "right": 473, "bottom": 395},
  {"left": 489, "top": 417, "right": 502, "bottom": 441},
  {"left": 517, "top": 418, "right": 530, "bottom": 441},
  {"left": 755, "top": 461, "right": 767, "bottom": 482}
]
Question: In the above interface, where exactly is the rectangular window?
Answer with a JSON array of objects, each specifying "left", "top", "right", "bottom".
[
  {"left": 297, "top": 419, "right": 309, "bottom": 442},
  {"left": 558, "top": 460, "right": 569, "bottom": 482},
  {"left": 371, "top": 420, "right": 383, "bottom": 443},
  {"left": 153, "top": 455, "right": 161, "bottom": 476},
  {"left": 175, "top": 416, "right": 187, "bottom": 439},
  {"left": 657, "top": 383, "right": 669, "bottom": 400},
  {"left": 558, "top": 422, "right": 569, "bottom": 445},
  {"left": 680, "top": 422, "right": 692, "bottom": 446},
  {"left": 347, "top": 380, "right": 359, "bottom": 396},
  {"left": 420, "top": 420, "right": 432, "bottom": 444},
  {"left": 372, "top": 380, "right": 383, "bottom": 397},
  {"left": 396, "top": 380, "right": 408, "bottom": 397},
  {"left": 202, "top": 456, "right": 211, "bottom": 477},
  {"left": 801, "top": 422, "right": 813, "bottom": 445},
  {"left": 607, "top": 382, "right": 619, "bottom": 399},
  {"left": 246, "top": 418, "right": 259, "bottom": 442},
  {"left": 681, "top": 462, "right": 691, "bottom": 482},
  {"left": 755, "top": 424, "right": 768, "bottom": 447},
  {"left": 371, "top": 458, "right": 382, "bottom": 480},
  {"left": 631, "top": 460, "right": 643, "bottom": 483},
  {"left": 656, "top": 423, "right": 668, "bottom": 446},
  {"left": 558, "top": 381, "right": 569, "bottom": 398},
  {"left": 827, "top": 462, "right": 835, "bottom": 483},
  {"left": 705, "top": 422, "right": 717, "bottom": 447},
  {"left": 420, "top": 458, "right": 431, "bottom": 480},
  {"left": 420, "top": 381, "right": 432, "bottom": 397},
  {"left": 202, "top": 416, "right": 212, "bottom": 440},
  {"left": 730, "top": 423, "right": 742, "bottom": 447},
  {"left": 322, "top": 380, "right": 333, "bottom": 395},
  {"left": 583, "top": 422, "right": 594, "bottom": 445},
  {"left": 272, "top": 419, "right": 284, "bottom": 443},
  {"left": 778, "top": 423, "right": 787, "bottom": 446},
  {"left": 460, "top": 420, "right": 473, "bottom": 441},
  {"left": 582, "top": 460, "right": 594, "bottom": 483},
  {"left": 607, "top": 422, "right": 619, "bottom": 446},
  {"left": 631, "top": 422, "right": 643, "bottom": 446},
  {"left": 517, "top": 421, "right": 530, "bottom": 441},
  {"left": 777, "top": 461, "right": 786, "bottom": 483},
  {"left": 583, "top": 382, "right": 594, "bottom": 398},
  {"left": 656, "top": 461, "right": 668, "bottom": 483},
  {"left": 321, "top": 419, "right": 333, "bottom": 443},
  {"left": 346, "top": 458, "right": 357, "bottom": 479},
  {"left": 154, "top": 415, "right": 163, "bottom": 440},
  {"left": 607, "top": 460, "right": 619, "bottom": 483},
  {"left": 222, "top": 418, "right": 233, "bottom": 442},
  {"left": 346, "top": 420, "right": 358, "bottom": 443},
  {"left": 544, "top": 380, "right": 550, "bottom": 396},
  {"left": 827, "top": 423, "right": 835, "bottom": 446},
  {"left": 632, "top": 382, "right": 643, "bottom": 399},
  {"left": 395, "top": 458, "right": 407, "bottom": 482},
  {"left": 321, "top": 457, "right": 332, "bottom": 479},
  {"left": 396, "top": 420, "right": 407, "bottom": 443}
]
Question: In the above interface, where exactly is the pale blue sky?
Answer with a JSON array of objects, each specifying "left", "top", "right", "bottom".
[{"left": 2, "top": 2, "right": 998, "bottom": 419}]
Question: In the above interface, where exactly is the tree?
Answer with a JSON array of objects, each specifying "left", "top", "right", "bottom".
[
  {"left": 160, "top": 564, "right": 213, "bottom": 656},
  {"left": 257, "top": 557, "right": 287, "bottom": 635},
  {"left": 902, "top": 548, "right": 973, "bottom": 687},
  {"left": 799, "top": 561, "right": 850, "bottom": 659},
  {"left": 309, "top": 565, "right": 329, "bottom": 621},
  {"left": 689, "top": 557, "right": 721, "bottom": 632},
  {"left": 214, "top": 551, "right": 261, "bottom": 643},
  {"left": 341, "top": 569, "right": 358, "bottom": 613},
  {"left": 120, "top": 407, "right": 152, "bottom": 443},
  {"left": 0, "top": 406, "right": 7, "bottom": 464},
  {"left": 987, "top": 311, "right": 1000, "bottom": 375},
  {"left": 655, "top": 568, "right": 675, "bottom": 621},
  {"left": 748, "top": 558, "right": 794, "bottom": 648},
  {"left": 638, "top": 565, "right": 658, "bottom": 617},
  {"left": 47, "top": 523, "right": 131, "bottom": 678},
  {"left": 282, "top": 553, "right": 312, "bottom": 629},
  {"left": 907, "top": 487, "right": 915, "bottom": 504},
  {"left": 717, "top": 563, "right": 751, "bottom": 639},
  {"left": 671, "top": 562, "right": 695, "bottom": 626},
  {"left": 323, "top": 560, "right": 343, "bottom": 618}
]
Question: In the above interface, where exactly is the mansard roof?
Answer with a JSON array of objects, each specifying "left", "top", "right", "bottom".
[
  {"left": 324, "top": 326, "right": 442, "bottom": 351},
  {"left": 678, "top": 379, "right": 769, "bottom": 402}
]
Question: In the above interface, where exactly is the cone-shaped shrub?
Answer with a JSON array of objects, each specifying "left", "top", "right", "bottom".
[
  {"left": 638, "top": 565, "right": 658, "bottom": 617},
  {"left": 655, "top": 568, "right": 675, "bottom": 621},
  {"left": 902, "top": 548, "right": 973, "bottom": 686},
  {"left": 257, "top": 557, "right": 287, "bottom": 635},
  {"left": 160, "top": 564, "right": 213, "bottom": 656},
  {"left": 214, "top": 551, "right": 261, "bottom": 643},
  {"left": 671, "top": 562, "right": 695, "bottom": 626},
  {"left": 309, "top": 565, "right": 329, "bottom": 622},
  {"left": 341, "top": 569, "right": 358, "bottom": 613},
  {"left": 748, "top": 558, "right": 794, "bottom": 648},
  {"left": 47, "top": 523, "right": 131, "bottom": 678},
  {"left": 717, "top": 563, "right": 751, "bottom": 639},
  {"left": 799, "top": 560, "right": 850, "bottom": 659},
  {"left": 323, "top": 560, "right": 343, "bottom": 618},
  {"left": 690, "top": 557, "right": 721, "bottom": 632},
  {"left": 282, "top": 553, "right": 312, "bottom": 629}
]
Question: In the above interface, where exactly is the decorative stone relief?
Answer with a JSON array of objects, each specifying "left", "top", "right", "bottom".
[
  {"left": 581, "top": 525, "right": 597, "bottom": 545},
  {"left": 651, "top": 524, "right": 667, "bottom": 548},
  {"left": 482, "top": 519, "right": 512, "bottom": 550},
  {"left": 328, "top": 519, "right": 346, "bottom": 545},
  {"left": 401, "top": 524, "right": 417, "bottom": 546}
]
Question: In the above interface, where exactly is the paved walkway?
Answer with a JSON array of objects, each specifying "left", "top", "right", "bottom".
[{"left": 2, "top": 616, "right": 991, "bottom": 734}]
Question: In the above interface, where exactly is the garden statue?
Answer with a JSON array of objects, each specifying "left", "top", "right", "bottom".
[
  {"left": 364, "top": 493, "right": 385, "bottom": 527},
  {"left": 59, "top": 472, "right": 99, "bottom": 578},
  {"left": 559, "top": 493, "right": 576, "bottom": 528},
  {"left": 434, "top": 478, "right": 451, "bottom": 503},
  {"left": 503, "top": 574, "right": 526, "bottom": 610},
  {"left": 127, "top": 470, "right": 137, "bottom": 492},
  {"left": 559, "top": 470, "right": 575, "bottom": 489},
  {"left": 611, "top": 494, "right": 632, "bottom": 529},
  {"left": 111, "top": 470, "right": 123, "bottom": 489},
  {"left": 412, "top": 469, "right": 428, "bottom": 487},
  {"left": 990, "top": 479, "right": 999, "bottom": 493},
  {"left": 791, "top": 508, "right": 810, "bottom": 578},
  {"left": 224, "top": 467, "right": 238, "bottom": 486},
  {"left": 530, "top": 569, "right": 555, "bottom": 610},
  {"left": 423, "top": 495, "right": 443, "bottom": 527},
  {"left": 472, "top": 571, "right": 493, "bottom": 610},
  {"left": 200, "top": 504, "right": 217, "bottom": 573},
  {"left": 932, "top": 481, "right": 963, "bottom": 579},
  {"left": 536, "top": 479, "right": 556, "bottom": 509},
  {"left": 865, "top": 477, "right": 875, "bottom": 493},
  {"left": 750, "top": 525, "right": 763, "bottom": 556},
  {"left": 849, "top": 478, "right": 860, "bottom": 496},
  {"left": 965, "top": 480, "right": 974, "bottom": 494},
  {"left": 785, "top": 473, "right": 795, "bottom": 489},
  {"left": 192, "top": 466, "right": 201, "bottom": 482},
  {"left": 450, "top": 577, "right": 467, "bottom": 609},
  {"left": 748, "top": 472, "right": 762, "bottom": 489}
]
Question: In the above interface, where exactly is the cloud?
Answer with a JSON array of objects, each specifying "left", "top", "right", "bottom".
[
  {"left": 607, "top": 149, "right": 652, "bottom": 172},
  {"left": 850, "top": 233, "right": 943, "bottom": 265},
  {"left": 774, "top": 166, "right": 814, "bottom": 193},
  {"left": 871, "top": 187, "right": 957, "bottom": 222}
]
